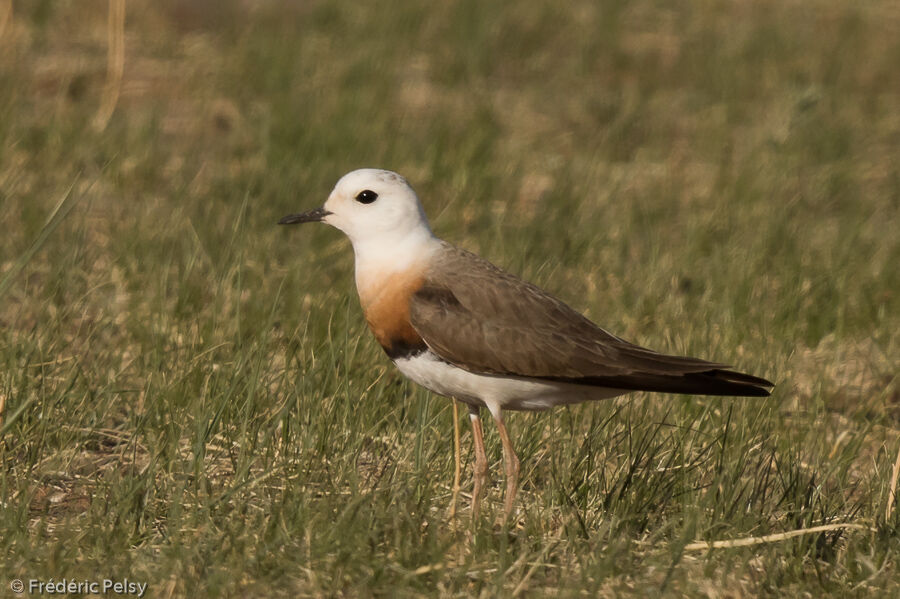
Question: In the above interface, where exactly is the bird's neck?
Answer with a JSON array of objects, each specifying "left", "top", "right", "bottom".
[{"left": 352, "top": 230, "right": 441, "bottom": 307}]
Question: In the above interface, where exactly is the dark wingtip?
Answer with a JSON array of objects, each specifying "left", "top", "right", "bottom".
[
  {"left": 710, "top": 369, "right": 775, "bottom": 396},
  {"left": 738, "top": 384, "right": 773, "bottom": 397},
  {"left": 549, "top": 368, "right": 775, "bottom": 397}
]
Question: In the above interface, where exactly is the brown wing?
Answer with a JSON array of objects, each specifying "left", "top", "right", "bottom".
[{"left": 408, "top": 243, "right": 773, "bottom": 397}]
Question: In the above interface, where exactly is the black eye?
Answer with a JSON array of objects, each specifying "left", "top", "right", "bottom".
[{"left": 355, "top": 189, "right": 378, "bottom": 204}]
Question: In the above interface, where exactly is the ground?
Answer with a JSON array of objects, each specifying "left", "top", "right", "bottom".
[{"left": 1, "top": 0, "right": 899, "bottom": 596}]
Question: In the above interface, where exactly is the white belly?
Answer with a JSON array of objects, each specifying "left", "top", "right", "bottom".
[{"left": 393, "top": 351, "right": 625, "bottom": 414}]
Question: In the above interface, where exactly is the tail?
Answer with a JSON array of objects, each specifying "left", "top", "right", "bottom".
[
  {"left": 565, "top": 368, "right": 775, "bottom": 397},
  {"left": 677, "top": 368, "right": 774, "bottom": 396}
]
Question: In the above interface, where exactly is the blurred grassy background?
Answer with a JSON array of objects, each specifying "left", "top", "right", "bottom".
[{"left": 1, "top": 0, "right": 898, "bottom": 596}]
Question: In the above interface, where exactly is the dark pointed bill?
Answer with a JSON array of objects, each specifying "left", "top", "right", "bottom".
[{"left": 278, "top": 207, "right": 332, "bottom": 225}]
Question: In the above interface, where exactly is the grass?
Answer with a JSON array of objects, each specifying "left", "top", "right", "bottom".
[{"left": 1, "top": 0, "right": 899, "bottom": 595}]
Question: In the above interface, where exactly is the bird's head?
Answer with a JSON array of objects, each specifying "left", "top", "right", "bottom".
[{"left": 279, "top": 169, "right": 433, "bottom": 250}]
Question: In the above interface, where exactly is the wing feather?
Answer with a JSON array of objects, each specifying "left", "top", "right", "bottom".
[{"left": 408, "top": 243, "right": 773, "bottom": 396}]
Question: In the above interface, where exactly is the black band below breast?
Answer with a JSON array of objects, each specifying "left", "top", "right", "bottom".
[{"left": 382, "top": 339, "right": 429, "bottom": 360}]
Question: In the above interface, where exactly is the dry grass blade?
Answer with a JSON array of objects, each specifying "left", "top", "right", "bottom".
[
  {"left": 684, "top": 523, "right": 876, "bottom": 552},
  {"left": 0, "top": 0, "right": 12, "bottom": 42},
  {"left": 92, "top": 0, "right": 125, "bottom": 131},
  {"left": 887, "top": 442, "right": 900, "bottom": 521},
  {"left": 511, "top": 533, "right": 564, "bottom": 597}
]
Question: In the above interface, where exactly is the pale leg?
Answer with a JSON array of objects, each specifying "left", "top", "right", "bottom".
[
  {"left": 469, "top": 406, "right": 489, "bottom": 517},
  {"left": 493, "top": 411, "right": 520, "bottom": 519},
  {"left": 448, "top": 399, "right": 461, "bottom": 519}
]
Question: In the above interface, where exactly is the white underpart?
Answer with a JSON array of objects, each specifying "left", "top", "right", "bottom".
[{"left": 395, "top": 351, "right": 626, "bottom": 417}]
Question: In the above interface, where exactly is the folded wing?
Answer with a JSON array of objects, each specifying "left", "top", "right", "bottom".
[{"left": 408, "top": 243, "right": 773, "bottom": 397}]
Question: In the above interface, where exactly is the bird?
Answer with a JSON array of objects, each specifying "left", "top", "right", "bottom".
[{"left": 279, "top": 168, "right": 774, "bottom": 517}]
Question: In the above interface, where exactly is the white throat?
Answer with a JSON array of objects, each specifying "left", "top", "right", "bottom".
[{"left": 352, "top": 228, "right": 441, "bottom": 294}]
